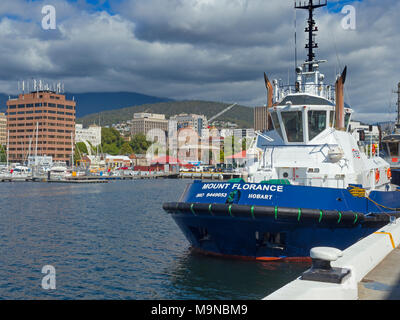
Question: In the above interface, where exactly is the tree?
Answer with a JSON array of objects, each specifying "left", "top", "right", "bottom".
[
  {"left": 101, "top": 127, "right": 124, "bottom": 147},
  {"left": 129, "top": 133, "right": 151, "bottom": 154},
  {"left": 101, "top": 127, "right": 124, "bottom": 155},
  {"left": 120, "top": 142, "right": 133, "bottom": 155},
  {"left": 0, "top": 145, "right": 6, "bottom": 163},
  {"left": 74, "top": 142, "right": 88, "bottom": 163},
  {"left": 223, "top": 135, "right": 242, "bottom": 157},
  {"left": 102, "top": 143, "right": 120, "bottom": 156}
]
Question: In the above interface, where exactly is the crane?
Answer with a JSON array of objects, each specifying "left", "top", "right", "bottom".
[{"left": 208, "top": 103, "right": 237, "bottom": 123}]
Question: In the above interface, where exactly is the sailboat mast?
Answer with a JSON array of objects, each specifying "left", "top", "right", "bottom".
[
  {"left": 35, "top": 122, "right": 38, "bottom": 158},
  {"left": 71, "top": 132, "right": 74, "bottom": 168},
  {"left": 6, "top": 130, "right": 9, "bottom": 168},
  {"left": 397, "top": 82, "right": 400, "bottom": 126}
]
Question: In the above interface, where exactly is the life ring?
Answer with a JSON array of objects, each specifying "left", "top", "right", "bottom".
[
  {"left": 387, "top": 168, "right": 392, "bottom": 180},
  {"left": 375, "top": 169, "right": 380, "bottom": 184}
]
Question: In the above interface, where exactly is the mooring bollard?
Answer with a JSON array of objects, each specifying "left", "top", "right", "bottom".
[{"left": 301, "top": 247, "right": 351, "bottom": 284}]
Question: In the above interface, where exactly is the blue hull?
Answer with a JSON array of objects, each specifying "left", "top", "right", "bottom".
[
  {"left": 392, "top": 169, "right": 400, "bottom": 186},
  {"left": 164, "top": 181, "right": 400, "bottom": 260}
]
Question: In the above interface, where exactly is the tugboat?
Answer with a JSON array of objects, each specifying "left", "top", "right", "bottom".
[
  {"left": 381, "top": 82, "right": 400, "bottom": 186},
  {"left": 163, "top": 0, "right": 400, "bottom": 260}
]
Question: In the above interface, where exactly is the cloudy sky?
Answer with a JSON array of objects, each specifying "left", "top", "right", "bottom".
[{"left": 0, "top": 0, "right": 399, "bottom": 123}]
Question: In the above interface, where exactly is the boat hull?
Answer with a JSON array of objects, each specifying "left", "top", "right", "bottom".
[
  {"left": 392, "top": 169, "right": 400, "bottom": 186},
  {"left": 164, "top": 181, "right": 400, "bottom": 259},
  {"left": 170, "top": 212, "right": 383, "bottom": 259}
]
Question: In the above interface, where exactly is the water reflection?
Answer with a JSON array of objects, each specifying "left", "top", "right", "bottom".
[
  {"left": 0, "top": 180, "right": 310, "bottom": 300},
  {"left": 167, "top": 250, "right": 310, "bottom": 300}
]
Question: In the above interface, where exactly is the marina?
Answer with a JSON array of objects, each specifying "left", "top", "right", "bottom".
[
  {"left": 0, "top": 171, "right": 245, "bottom": 183},
  {"left": 0, "top": 0, "right": 400, "bottom": 305}
]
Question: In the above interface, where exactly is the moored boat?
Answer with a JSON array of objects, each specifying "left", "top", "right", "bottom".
[{"left": 163, "top": 0, "right": 400, "bottom": 260}]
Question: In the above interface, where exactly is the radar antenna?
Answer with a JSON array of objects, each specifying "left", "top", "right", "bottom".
[{"left": 295, "top": 0, "right": 327, "bottom": 71}]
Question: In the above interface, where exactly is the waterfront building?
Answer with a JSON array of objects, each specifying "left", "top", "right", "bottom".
[
  {"left": 6, "top": 89, "right": 76, "bottom": 164},
  {"left": 131, "top": 113, "right": 169, "bottom": 136},
  {"left": 75, "top": 123, "right": 101, "bottom": 147},
  {"left": 233, "top": 128, "right": 256, "bottom": 140},
  {"left": 105, "top": 155, "right": 132, "bottom": 169},
  {"left": 350, "top": 121, "right": 380, "bottom": 144},
  {"left": 254, "top": 106, "right": 268, "bottom": 132},
  {"left": 0, "top": 112, "right": 6, "bottom": 146},
  {"left": 170, "top": 113, "right": 208, "bottom": 136}
]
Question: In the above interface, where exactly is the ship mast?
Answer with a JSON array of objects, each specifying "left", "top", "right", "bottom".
[
  {"left": 396, "top": 82, "right": 400, "bottom": 127},
  {"left": 295, "top": 0, "right": 327, "bottom": 72}
]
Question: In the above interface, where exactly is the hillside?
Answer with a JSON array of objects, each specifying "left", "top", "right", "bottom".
[
  {"left": 77, "top": 100, "right": 254, "bottom": 129},
  {"left": 65, "top": 92, "right": 172, "bottom": 117}
]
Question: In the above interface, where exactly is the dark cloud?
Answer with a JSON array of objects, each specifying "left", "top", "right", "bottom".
[{"left": 0, "top": 0, "right": 398, "bottom": 123}]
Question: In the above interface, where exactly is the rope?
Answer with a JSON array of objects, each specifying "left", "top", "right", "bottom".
[
  {"left": 366, "top": 196, "right": 400, "bottom": 212},
  {"left": 349, "top": 185, "right": 399, "bottom": 212},
  {"left": 348, "top": 186, "right": 366, "bottom": 198}
]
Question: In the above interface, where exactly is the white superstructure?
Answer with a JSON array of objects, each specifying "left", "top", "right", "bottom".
[{"left": 247, "top": 61, "right": 392, "bottom": 191}]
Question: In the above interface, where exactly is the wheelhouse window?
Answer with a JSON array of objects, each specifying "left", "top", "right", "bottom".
[
  {"left": 388, "top": 142, "right": 399, "bottom": 157},
  {"left": 308, "top": 110, "right": 327, "bottom": 140},
  {"left": 270, "top": 111, "right": 283, "bottom": 139},
  {"left": 329, "top": 111, "right": 335, "bottom": 127},
  {"left": 281, "top": 111, "right": 304, "bottom": 143},
  {"left": 345, "top": 112, "right": 351, "bottom": 129}
]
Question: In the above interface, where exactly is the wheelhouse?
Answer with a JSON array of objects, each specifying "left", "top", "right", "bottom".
[
  {"left": 269, "top": 94, "right": 353, "bottom": 145},
  {"left": 381, "top": 135, "right": 400, "bottom": 159}
]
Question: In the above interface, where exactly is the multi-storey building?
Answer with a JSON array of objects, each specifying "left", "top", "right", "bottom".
[
  {"left": 254, "top": 106, "right": 269, "bottom": 132},
  {"left": 170, "top": 113, "right": 208, "bottom": 136},
  {"left": 131, "top": 113, "right": 169, "bottom": 136},
  {"left": 0, "top": 113, "right": 7, "bottom": 146},
  {"left": 75, "top": 123, "right": 102, "bottom": 147},
  {"left": 6, "top": 90, "right": 76, "bottom": 164}
]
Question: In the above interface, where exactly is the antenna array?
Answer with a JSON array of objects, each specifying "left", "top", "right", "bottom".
[{"left": 17, "top": 79, "right": 65, "bottom": 94}]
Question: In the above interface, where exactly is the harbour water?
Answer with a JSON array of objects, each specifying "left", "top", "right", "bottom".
[{"left": 0, "top": 180, "right": 308, "bottom": 300}]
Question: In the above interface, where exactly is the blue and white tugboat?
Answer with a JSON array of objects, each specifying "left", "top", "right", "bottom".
[{"left": 163, "top": 0, "right": 400, "bottom": 261}]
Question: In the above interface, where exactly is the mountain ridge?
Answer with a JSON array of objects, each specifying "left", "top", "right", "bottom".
[{"left": 77, "top": 100, "right": 254, "bottom": 129}]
